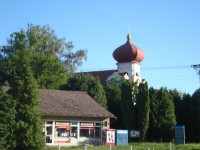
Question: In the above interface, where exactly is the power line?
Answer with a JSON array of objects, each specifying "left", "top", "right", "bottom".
[
  {"left": 191, "top": 64, "right": 200, "bottom": 84},
  {"left": 142, "top": 65, "right": 190, "bottom": 70}
]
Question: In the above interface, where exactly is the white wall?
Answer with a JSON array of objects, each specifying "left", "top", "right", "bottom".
[{"left": 117, "top": 62, "right": 141, "bottom": 82}]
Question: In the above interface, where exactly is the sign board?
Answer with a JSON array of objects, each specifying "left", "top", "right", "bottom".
[
  {"left": 80, "top": 122, "right": 94, "bottom": 126},
  {"left": 174, "top": 125, "right": 185, "bottom": 144},
  {"left": 130, "top": 130, "right": 140, "bottom": 138},
  {"left": 102, "top": 129, "right": 116, "bottom": 146},
  {"left": 55, "top": 121, "right": 70, "bottom": 126},
  {"left": 116, "top": 130, "right": 128, "bottom": 146}
]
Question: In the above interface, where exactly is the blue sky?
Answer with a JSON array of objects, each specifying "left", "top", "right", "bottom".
[{"left": 1, "top": 0, "right": 200, "bottom": 94}]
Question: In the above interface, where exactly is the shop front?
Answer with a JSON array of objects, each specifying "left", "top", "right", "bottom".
[
  {"left": 39, "top": 89, "right": 116, "bottom": 146},
  {"left": 43, "top": 120, "right": 102, "bottom": 146}
]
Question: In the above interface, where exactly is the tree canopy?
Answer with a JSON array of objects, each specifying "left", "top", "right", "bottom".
[
  {"left": 191, "top": 88, "right": 200, "bottom": 142},
  {"left": 0, "top": 24, "right": 87, "bottom": 89},
  {"left": 105, "top": 79, "right": 124, "bottom": 129},
  {"left": 62, "top": 73, "right": 107, "bottom": 108},
  {"left": 0, "top": 88, "right": 16, "bottom": 150},
  {"left": 148, "top": 87, "right": 176, "bottom": 141},
  {"left": 8, "top": 52, "right": 45, "bottom": 150},
  {"left": 136, "top": 82, "right": 150, "bottom": 141},
  {"left": 120, "top": 79, "right": 137, "bottom": 130}
]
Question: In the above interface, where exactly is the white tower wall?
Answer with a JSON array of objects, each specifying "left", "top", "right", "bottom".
[{"left": 117, "top": 61, "right": 141, "bottom": 82}]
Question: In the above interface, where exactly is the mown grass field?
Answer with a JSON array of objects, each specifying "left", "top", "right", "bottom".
[{"left": 46, "top": 143, "right": 200, "bottom": 150}]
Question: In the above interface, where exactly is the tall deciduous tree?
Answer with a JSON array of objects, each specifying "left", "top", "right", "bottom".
[
  {"left": 31, "top": 54, "right": 67, "bottom": 89},
  {"left": 0, "top": 88, "right": 16, "bottom": 150},
  {"left": 8, "top": 52, "right": 45, "bottom": 150},
  {"left": 136, "top": 82, "right": 150, "bottom": 141},
  {"left": 0, "top": 24, "right": 87, "bottom": 88},
  {"left": 62, "top": 73, "right": 107, "bottom": 108}
]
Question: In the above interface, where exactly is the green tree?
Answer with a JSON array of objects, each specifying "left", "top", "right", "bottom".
[
  {"left": 148, "top": 87, "right": 176, "bottom": 141},
  {"left": 136, "top": 82, "right": 150, "bottom": 141},
  {"left": 0, "top": 88, "right": 16, "bottom": 150},
  {"left": 147, "top": 87, "right": 158, "bottom": 141},
  {"left": 106, "top": 79, "right": 124, "bottom": 129},
  {"left": 192, "top": 88, "right": 200, "bottom": 142},
  {"left": 62, "top": 73, "right": 107, "bottom": 108},
  {"left": 120, "top": 79, "right": 137, "bottom": 130},
  {"left": 31, "top": 54, "right": 67, "bottom": 89},
  {"left": 0, "top": 24, "right": 87, "bottom": 88},
  {"left": 179, "top": 93, "right": 193, "bottom": 142},
  {"left": 169, "top": 89, "right": 182, "bottom": 124},
  {"left": 8, "top": 52, "right": 45, "bottom": 150}
]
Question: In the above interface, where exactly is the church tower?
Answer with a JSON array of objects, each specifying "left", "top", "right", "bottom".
[{"left": 112, "top": 34, "right": 144, "bottom": 82}]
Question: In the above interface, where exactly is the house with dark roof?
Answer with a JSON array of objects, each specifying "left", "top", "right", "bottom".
[
  {"left": 40, "top": 89, "right": 116, "bottom": 146},
  {"left": 2, "top": 87, "right": 116, "bottom": 146}
]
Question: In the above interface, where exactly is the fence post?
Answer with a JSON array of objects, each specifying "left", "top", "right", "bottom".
[
  {"left": 130, "top": 145, "right": 132, "bottom": 150},
  {"left": 110, "top": 145, "right": 112, "bottom": 150},
  {"left": 84, "top": 144, "right": 87, "bottom": 150},
  {"left": 58, "top": 144, "right": 60, "bottom": 150},
  {"left": 169, "top": 142, "right": 172, "bottom": 150}
]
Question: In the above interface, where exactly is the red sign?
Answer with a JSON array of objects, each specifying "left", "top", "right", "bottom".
[
  {"left": 55, "top": 122, "right": 70, "bottom": 126},
  {"left": 80, "top": 122, "right": 94, "bottom": 126}
]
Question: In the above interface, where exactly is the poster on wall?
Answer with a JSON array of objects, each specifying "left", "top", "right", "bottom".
[{"left": 54, "top": 122, "right": 71, "bottom": 143}]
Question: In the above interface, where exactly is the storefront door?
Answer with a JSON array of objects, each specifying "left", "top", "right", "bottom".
[
  {"left": 70, "top": 126, "right": 78, "bottom": 145},
  {"left": 45, "top": 125, "right": 53, "bottom": 143}
]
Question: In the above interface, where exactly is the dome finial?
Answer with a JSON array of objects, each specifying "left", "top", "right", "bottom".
[{"left": 127, "top": 33, "right": 131, "bottom": 41}]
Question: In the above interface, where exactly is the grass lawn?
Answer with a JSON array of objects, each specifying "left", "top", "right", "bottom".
[{"left": 46, "top": 143, "right": 200, "bottom": 150}]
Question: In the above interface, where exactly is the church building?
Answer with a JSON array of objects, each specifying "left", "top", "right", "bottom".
[{"left": 87, "top": 34, "right": 144, "bottom": 84}]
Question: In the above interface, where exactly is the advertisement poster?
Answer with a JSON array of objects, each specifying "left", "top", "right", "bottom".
[
  {"left": 106, "top": 130, "right": 115, "bottom": 144},
  {"left": 54, "top": 122, "right": 70, "bottom": 143}
]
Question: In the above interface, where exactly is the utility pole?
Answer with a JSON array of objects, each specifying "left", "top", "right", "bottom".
[{"left": 192, "top": 64, "right": 200, "bottom": 84}]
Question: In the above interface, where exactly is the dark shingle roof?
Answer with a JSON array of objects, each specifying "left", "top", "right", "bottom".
[
  {"left": 2, "top": 86, "right": 116, "bottom": 119},
  {"left": 39, "top": 89, "right": 116, "bottom": 119},
  {"left": 86, "top": 70, "right": 117, "bottom": 85}
]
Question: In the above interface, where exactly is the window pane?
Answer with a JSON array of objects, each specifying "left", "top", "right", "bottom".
[
  {"left": 46, "top": 126, "right": 52, "bottom": 135},
  {"left": 46, "top": 121, "right": 53, "bottom": 125},
  {"left": 80, "top": 127, "right": 89, "bottom": 137},
  {"left": 95, "top": 127, "right": 101, "bottom": 138},
  {"left": 71, "top": 121, "right": 78, "bottom": 125}
]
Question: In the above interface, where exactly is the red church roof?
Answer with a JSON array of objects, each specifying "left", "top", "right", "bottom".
[{"left": 113, "top": 34, "right": 144, "bottom": 63}]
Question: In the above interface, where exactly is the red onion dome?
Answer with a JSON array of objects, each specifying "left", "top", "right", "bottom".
[{"left": 113, "top": 34, "right": 144, "bottom": 63}]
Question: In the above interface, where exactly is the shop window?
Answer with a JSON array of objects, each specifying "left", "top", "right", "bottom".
[
  {"left": 95, "top": 127, "right": 101, "bottom": 138},
  {"left": 71, "top": 127, "right": 77, "bottom": 138},
  {"left": 54, "top": 121, "right": 71, "bottom": 143},
  {"left": 56, "top": 128, "right": 70, "bottom": 137},
  {"left": 103, "top": 121, "right": 107, "bottom": 127},
  {"left": 44, "top": 125, "right": 53, "bottom": 143},
  {"left": 71, "top": 121, "right": 78, "bottom": 125},
  {"left": 46, "top": 121, "right": 53, "bottom": 125},
  {"left": 46, "top": 126, "right": 52, "bottom": 135},
  {"left": 95, "top": 123, "right": 101, "bottom": 126},
  {"left": 46, "top": 136, "right": 52, "bottom": 143},
  {"left": 80, "top": 127, "right": 94, "bottom": 138},
  {"left": 80, "top": 127, "right": 89, "bottom": 137}
]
